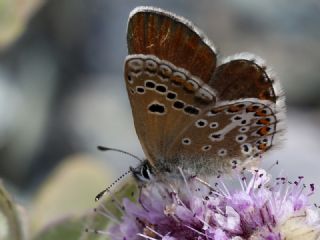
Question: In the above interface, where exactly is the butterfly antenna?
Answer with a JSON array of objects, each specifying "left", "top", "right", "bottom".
[
  {"left": 95, "top": 169, "right": 132, "bottom": 201},
  {"left": 97, "top": 145, "right": 143, "bottom": 163}
]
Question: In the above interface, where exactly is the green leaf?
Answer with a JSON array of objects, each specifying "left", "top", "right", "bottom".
[{"left": 0, "top": 181, "right": 25, "bottom": 240}]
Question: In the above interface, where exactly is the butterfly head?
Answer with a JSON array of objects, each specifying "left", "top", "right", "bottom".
[{"left": 130, "top": 160, "right": 155, "bottom": 183}]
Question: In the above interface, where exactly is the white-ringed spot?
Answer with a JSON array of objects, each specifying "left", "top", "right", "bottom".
[
  {"left": 182, "top": 138, "right": 191, "bottom": 145},
  {"left": 195, "top": 119, "right": 208, "bottom": 128},
  {"left": 166, "top": 91, "right": 177, "bottom": 100},
  {"left": 239, "top": 126, "right": 249, "bottom": 133},
  {"left": 127, "top": 58, "right": 144, "bottom": 72},
  {"left": 159, "top": 64, "right": 172, "bottom": 80},
  {"left": 145, "top": 59, "right": 157, "bottom": 72},
  {"left": 201, "top": 145, "right": 212, "bottom": 151},
  {"left": 218, "top": 148, "right": 227, "bottom": 157},
  {"left": 147, "top": 101, "right": 166, "bottom": 115},
  {"left": 209, "top": 133, "right": 223, "bottom": 142},
  {"left": 209, "top": 122, "right": 219, "bottom": 129},
  {"left": 136, "top": 86, "right": 145, "bottom": 94},
  {"left": 155, "top": 84, "right": 167, "bottom": 94},
  {"left": 144, "top": 63, "right": 157, "bottom": 77},
  {"left": 145, "top": 80, "right": 156, "bottom": 89},
  {"left": 173, "top": 100, "right": 185, "bottom": 110},
  {"left": 241, "top": 143, "right": 252, "bottom": 154},
  {"left": 235, "top": 134, "right": 247, "bottom": 143}
]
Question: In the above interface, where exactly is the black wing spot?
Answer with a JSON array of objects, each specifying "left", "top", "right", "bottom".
[
  {"left": 148, "top": 103, "right": 166, "bottom": 114},
  {"left": 156, "top": 85, "right": 167, "bottom": 93},
  {"left": 173, "top": 101, "right": 185, "bottom": 109},
  {"left": 167, "top": 92, "right": 177, "bottom": 100},
  {"left": 136, "top": 87, "right": 145, "bottom": 93},
  {"left": 145, "top": 80, "right": 156, "bottom": 89},
  {"left": 184, "top": 106, "right": 200, "bottom": 115}
]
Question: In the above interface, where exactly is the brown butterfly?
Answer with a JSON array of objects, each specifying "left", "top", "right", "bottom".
[{"left": 124, "top": 6, "right": 285, "bottom": 181}]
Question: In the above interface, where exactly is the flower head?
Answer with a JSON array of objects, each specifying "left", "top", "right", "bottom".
[{"left": 94, "top": 167, "right": 319, "bottom": 240}]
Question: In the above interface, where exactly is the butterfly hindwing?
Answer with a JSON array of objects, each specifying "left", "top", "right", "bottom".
[
  {"left": 165, "top": 99, "right": 280, "bottom": 174},
  {"left": 209, "top": 54, "right": 282, "bottom": 103}
]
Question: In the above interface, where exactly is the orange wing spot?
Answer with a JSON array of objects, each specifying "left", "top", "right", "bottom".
[
  {"left": 209, "top": 108, "right": 223, "bottom": 115},
  {"left": 184, "top": 81, "right": 196, "bottom": 92},
  {"left": 246, "top": 105, "right": 261, "bottom": 112},
  {"left": 257, "top": 118, "right": 271, "bottom": 125},
  {"left": 171, "top": 75, "right": 185, "bottom": 85},
  {"left": 227, "top": 105, "right": 241, "bottom": 113},
  {"left": 255, "top": 109, "right": 268, "bottom": 117},
  {"left": 257, "top": 143, "right": 268, "bottom": 151},
  {"left": 257, "top": 126, "right": 271, "bottom": 136}
]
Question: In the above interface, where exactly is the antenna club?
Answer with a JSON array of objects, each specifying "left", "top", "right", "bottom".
[{"left": 97, "top": 146, "right": 110, "bottom": 151}]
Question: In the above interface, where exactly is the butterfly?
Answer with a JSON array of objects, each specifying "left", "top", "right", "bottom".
[{"left": 124, "top": 6, "right": 285, "bottom": 181}]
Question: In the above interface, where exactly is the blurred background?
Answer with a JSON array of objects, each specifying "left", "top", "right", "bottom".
[{"left": 0, "top": 0, "right": 320, "bottom": 232}]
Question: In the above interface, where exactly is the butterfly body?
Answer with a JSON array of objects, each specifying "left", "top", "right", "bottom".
[{"left": 125, "top": 7, "right": 285, "bottom": 178}]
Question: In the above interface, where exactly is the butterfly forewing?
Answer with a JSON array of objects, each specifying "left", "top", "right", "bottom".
[
  {"left": 124, "top": 54, "right": 216, "bottom": 167},
  {"left": 127, "top": 7, "right": 217, "bottom": 83}
]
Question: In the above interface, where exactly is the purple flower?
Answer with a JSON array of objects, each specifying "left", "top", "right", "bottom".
[{"left": 95, "top": 168, "right": 320, "bottom": 240}]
